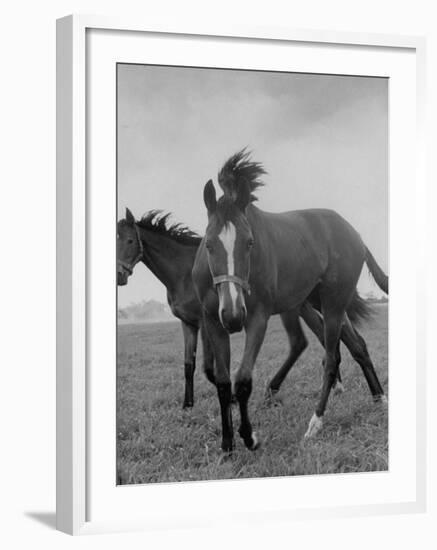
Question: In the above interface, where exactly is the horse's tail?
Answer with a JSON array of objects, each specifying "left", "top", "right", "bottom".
[
  {"left": 347, "top": 291, "right": 373, "bottom": 326},
  {"left": 365, "top": 247, "right": 389, "bottom": 294},
  {"left": 307, "top": 286, "right": 372, "bottom": 326}
]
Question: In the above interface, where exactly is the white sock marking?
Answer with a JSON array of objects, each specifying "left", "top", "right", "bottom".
[
  {"left": 304, "top": 413, "right": 323, "bottom": 438},
  {"left": 218, "top": 222, "right": 239, "bottom": 316},
  {"left": 251, "top": 432, "right": 258, "bottom": 450}
]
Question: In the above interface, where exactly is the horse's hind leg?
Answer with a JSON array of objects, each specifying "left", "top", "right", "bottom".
[
  {"left": 265, "top": 311, "right": 307, "bottom": 399},
  {"left": 341, "top": 316, "right": 386, "bottom": 402},
  {"left": 321, "top": 344, "right": 344, "bottom": 394},
  {"left": 300, "top": 303, "right": 343, "bottom": 392},
  {"left": 181, "top": 322, "right": 198, "bottom": 409},
  {"left": 305, "top": 287, "right": 356, "bottom": 439}
]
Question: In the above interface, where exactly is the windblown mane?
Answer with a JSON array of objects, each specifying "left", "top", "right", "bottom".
[
  {"left": 136, "top": 210, "right": 201, "bottom": 246},
  {"left": 218, "top": 149, "right": 266, "bottom": 203}
]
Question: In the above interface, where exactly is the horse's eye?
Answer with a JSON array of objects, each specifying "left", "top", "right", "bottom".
[
  {"left": 206, "top": 242, "right": 213, "bottom": 252},
  {"left": 127, "top": 239, "right": 134, "bottom": 244},
  {"left": 247, "top": 239, "right": 254, "bottom": 249}
]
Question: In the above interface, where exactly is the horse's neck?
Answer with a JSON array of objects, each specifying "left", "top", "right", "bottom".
[
  {"left": 247, "top": 205, "right": 268, "bottom": 240},
  {"left": 138, "top": 228, "right": 197, "bottom": 293}
]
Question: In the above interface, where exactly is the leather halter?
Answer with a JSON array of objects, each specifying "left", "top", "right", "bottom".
[
  {"left": 118, "top": 224, "right": 144, "bottom": 275},
  {"left": 213, "top": 274, "right": 251, "bottom": 294}
]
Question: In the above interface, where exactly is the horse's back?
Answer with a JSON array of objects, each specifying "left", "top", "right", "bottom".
[
  {"left": 249, "top": 206, "right": 366, "bottom": 307},
  {"left": 283, "top": 208, "right": 366, "bottom": 288},
  {"left": 258, "top": 207, "right": 364, "bottom": 256}
]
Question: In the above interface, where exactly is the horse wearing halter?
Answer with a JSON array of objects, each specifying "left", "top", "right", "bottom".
[
  {"left": 212, "top": 274, "right": 251, "bottom": 294},
  {"left": 118, "top": 223, "right": 144, "bottom": 275}
]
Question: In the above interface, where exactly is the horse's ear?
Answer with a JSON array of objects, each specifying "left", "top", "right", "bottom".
[
  {"left": 235, "top": 179, "right": 251, "bottom": 212},
  {"left": 125, "top": 208, "right": 135, "bottom": 225},
  {"left": 203, "top": 180, "right": 217, "bottom": 214}
]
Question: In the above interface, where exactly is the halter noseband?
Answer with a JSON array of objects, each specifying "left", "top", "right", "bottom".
[
  {"left": 213, "top": 274, "right": 251, "bottom": 294},
  {"left": 118, "top": 223, "right": 144, "bottom": 275}
]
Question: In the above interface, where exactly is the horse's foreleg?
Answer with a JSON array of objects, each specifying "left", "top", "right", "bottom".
[
  {"left": 266, "top": 311, "right": 307, "bottom": 398},
  {"left": 203, "top": 313, "right": 233, "bottom": 452},
  {"left": 181, "top": 322, "right": 198, "bottom": 409},
  {"left": 200, "top": 321, "right": 215, "bottom": 386},
  {"left": 234, "top": 309, "right": 268, "bottom": 450}
]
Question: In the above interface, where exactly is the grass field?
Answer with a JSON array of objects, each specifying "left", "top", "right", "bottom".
[{"left": 117, "top": 304, "right": 388, "bottom": 484}]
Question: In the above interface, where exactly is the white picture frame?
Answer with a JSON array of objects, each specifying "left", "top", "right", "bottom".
[{"left": 56, "top": 14, "right": 427, "bottom": 535}]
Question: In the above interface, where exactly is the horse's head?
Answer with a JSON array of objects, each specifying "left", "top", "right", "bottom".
[
  {"left": 203, "top": 178, "right": 254, "bottom": 333},
  {"left": 117, "top": 208, "right": 143, "bottom": 286}
]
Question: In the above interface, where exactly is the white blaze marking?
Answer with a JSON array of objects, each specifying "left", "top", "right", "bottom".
[{"left": 218, "top": 222, "right": 239, "bottom": 316}]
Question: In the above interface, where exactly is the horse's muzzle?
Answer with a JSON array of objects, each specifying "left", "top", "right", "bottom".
[
  {"left": 220, "top": 306, "right": 247, "bottom": 334},
  {"left": 117, "top": 269, "right": 129, "bottom": 286}
]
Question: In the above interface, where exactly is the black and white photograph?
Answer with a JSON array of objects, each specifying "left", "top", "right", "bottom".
[
  {"left": 116, "top": 63, "right": 389, "bottom": 485},
  {"left": 2, "top": 0, "right": 433, "bottom": 544}
]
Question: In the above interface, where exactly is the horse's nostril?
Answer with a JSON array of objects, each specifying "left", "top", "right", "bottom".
[{"left": 225, "top": 318, "right": 244, "bottom": 334}]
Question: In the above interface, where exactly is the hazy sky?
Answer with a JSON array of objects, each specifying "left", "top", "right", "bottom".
[{"left": 117, "top": 64, "right": 388, "bottom": 307}]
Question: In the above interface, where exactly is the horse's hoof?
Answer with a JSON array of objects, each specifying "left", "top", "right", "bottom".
[
  {"left": 248, "top": 431, "right": 261, "bottom": 451},
  {"left": 304, "top": 413, "right": 323, "bottom": 439},
  {"left": 221, "top": 439, "right": 235, "bottom": 454},
  {"left": 333, "top": 382, "right": 345, "bottom": 395},
  {"left": 264, "top": 388, "right": 281, "bottom": 406},
  {"left": 240, "top": 430, "right": 261, "bottom": 450},
  {"left": 375, "top": 394, "right": 388, "bottom": 407},
  {"left": 218, "top": 450, "right": 234, "bottom": 464},
  {"left": 182, "top": 402, "right": 194, "bottom": 409}
]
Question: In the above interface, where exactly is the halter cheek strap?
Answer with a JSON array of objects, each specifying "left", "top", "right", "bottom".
[
  {"left": 118, "top": 224, "right": 144, "bottom": 275},
  {"left": 213, "top": 274, "right": 251, "bottom": 294}
]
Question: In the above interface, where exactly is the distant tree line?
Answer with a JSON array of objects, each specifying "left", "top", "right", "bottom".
[
  {"left": 118, "top": 300, "right": 173, "bottom": 323},
  {"left": 365, "top": 292, "right": 388, "bottom": 304}
]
